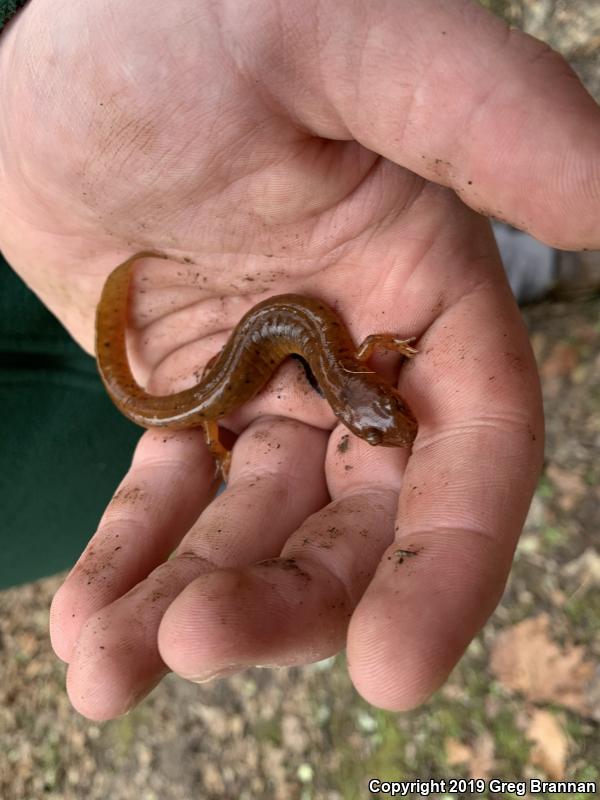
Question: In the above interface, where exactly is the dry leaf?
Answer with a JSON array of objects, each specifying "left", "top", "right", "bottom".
[
  {"left": 444, "top": 734, "right": 495, "bottom": 779},
  {"left": 564, "top": 548, "right": 600, "bottom": 586},
  {"left": 545, "top": 464, "right": 586, "bottom": 511},
  {"left": 489, "top": 614, "right": 598, "bottom": 717},
  {"left": 526, "top": 710, "right": 569, "bottom": 780},
  {"left": 445, "top": 738, "right": 472, "bottom": 766},
  {"left": 468, "top": 733, "right": 495, "bottom": 779},
  {"left": 540, "top": 342, "right": 579, "bottom": 379}
]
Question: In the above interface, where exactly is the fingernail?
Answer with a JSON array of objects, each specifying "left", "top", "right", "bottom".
[{"left": 187, "top": 665, "right": 241, "bottom": 684}]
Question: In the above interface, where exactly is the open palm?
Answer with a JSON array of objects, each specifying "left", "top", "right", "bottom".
[{"left": 1, "top": 0, "right": 598, "bottom": 720}]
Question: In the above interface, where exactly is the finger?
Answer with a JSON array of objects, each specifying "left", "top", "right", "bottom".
[
  {"left": 265, "top": 0, "right": 600, "bottom": 248},
  {"left": 175, "top": 418, "right": 329, "bottom": 562},
  {"left": 63, "top": 417, "right": 328, "bottom": 720},
  {"left": 50, "top": 427, "right": 216, "bottom": 663},
  {"left": 347, "top": 281, "right": 544, "bottom": 710},
  {"left": 158, "top": 428, "right": 406, "bottom": 681}
]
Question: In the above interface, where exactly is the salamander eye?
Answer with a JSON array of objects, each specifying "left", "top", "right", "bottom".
[{"left": 364, "top": 427, "right": 383, "bottom": 446}]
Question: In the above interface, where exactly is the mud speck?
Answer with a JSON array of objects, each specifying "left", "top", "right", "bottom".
[
  {"left": 337, "top": 435, "right": 350, "bottom": 454},
  {"left": 392, "top": 547, "right": 422, "bottom": 565}
]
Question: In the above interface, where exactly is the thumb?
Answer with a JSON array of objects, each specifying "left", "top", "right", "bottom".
[{"left": 261, "top": 0, "right": 600, "bottom": 249}]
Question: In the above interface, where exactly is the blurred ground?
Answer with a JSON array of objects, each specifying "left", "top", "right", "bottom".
[{"left": 1, "top": 2, "right": 599, "bottom": 799}]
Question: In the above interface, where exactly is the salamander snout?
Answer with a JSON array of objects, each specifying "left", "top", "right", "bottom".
[{"left": 345, "top": 385, "right": 418, "bottom": 448}]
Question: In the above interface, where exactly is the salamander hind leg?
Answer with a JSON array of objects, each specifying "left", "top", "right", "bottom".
[
  {"left": 203, "top": 419, "right": 232, "bottom": 482},
  {"left": 356, "top": 334, "right": 418, "bottom": 362}
]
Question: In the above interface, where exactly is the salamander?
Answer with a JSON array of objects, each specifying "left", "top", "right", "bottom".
[{"left": 96, "top": 252, "right": 418, "bottom": 475}]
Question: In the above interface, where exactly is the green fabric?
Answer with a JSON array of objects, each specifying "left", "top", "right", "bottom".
[
  {"left": 0, "top": 255, "right": 142, "bottom": 589},
  {"left": 0, "top": 0, "right": 27, "bottom": 30}
]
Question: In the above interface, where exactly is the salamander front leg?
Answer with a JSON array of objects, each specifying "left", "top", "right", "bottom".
[
  {"left": 203, "top": 420, "right": 231, "bottom": 482},
  {"left": 356, "top": 334, "right": 418, "bottom": 362}
]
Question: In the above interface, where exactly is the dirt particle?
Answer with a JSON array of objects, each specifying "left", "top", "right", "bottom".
[
  {"left": 393, "top": 547, "right": 422, "bottom": 565},
  {"left": 337, "top": 435, "right": 350, "bottom": 454},
  {"left": 113, "top": 485, "right": 146, "bottom": 506}
]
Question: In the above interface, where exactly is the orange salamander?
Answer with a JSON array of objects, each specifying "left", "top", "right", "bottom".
[{"left": 96, "top": 252, "right": 419, "bottom": 475}]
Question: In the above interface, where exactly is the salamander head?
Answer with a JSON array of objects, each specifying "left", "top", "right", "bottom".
[{"left": 341, "top": 380, "right": 418, "bottom": 448}]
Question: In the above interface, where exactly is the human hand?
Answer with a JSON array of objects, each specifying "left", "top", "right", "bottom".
[{"left": 2, "top": 0, "right": 598, "bottom": 720}]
